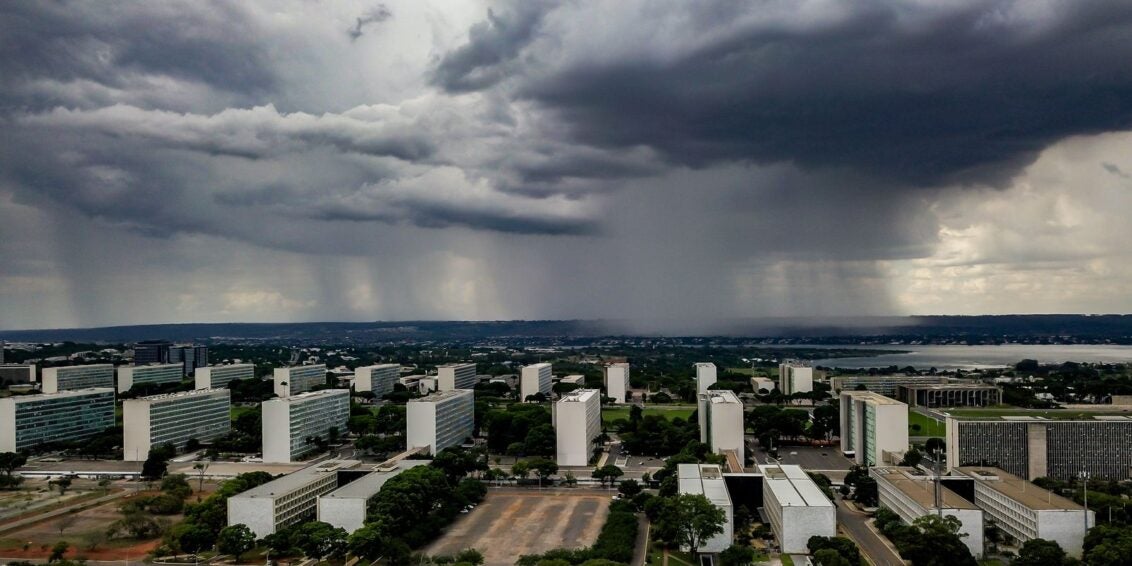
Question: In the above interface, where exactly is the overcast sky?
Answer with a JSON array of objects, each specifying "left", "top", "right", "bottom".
[{"left": 3, "top": 0, "right": 1132, "bottom": 331}]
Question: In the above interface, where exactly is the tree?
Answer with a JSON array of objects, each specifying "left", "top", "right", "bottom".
[
  {"left": 0, "top": 452, "right": 28, "bottom": 478},
  {"left": 924, "top": 437, "right": 946, "bottom": 454},
  {"left": 294, "top": 521, "right": 348, "bottom": 560},
  {"left": 56, "top": 512, "right": 79, "bottom": 536},
  {"left": 530, "top": 458, "right": 559, "bottom": 483},
  {"left": 193, "top": 462, "right": 208, "bottom": 492},
  {"left": 347, "top": 522, "right": 389, "bottom": 561},
  {"left": 813, "top": 549, "right": 851, "bottom": 566},
  {"left": 618, "top": 479, "right": 642, "bottom": 497},
  {"left": 807, "top": 536, "right": 861, "bottom": 565},
  {"left": 49, "top": 541, "right": 69, "bottom": 563},
  {"left": 168, "top": 522, "right": 214, "bottom": 554},
  {"left": 161, "top": 474, "right": 193, "bottom": 500},
  {"left": 50, "top": 476, "right": 73, "bottom": 495},
  {"left": 718, "top": 544, "right": 756, "bottom": 566},
  {"left": 592, "top": 465, "right": 623, "bottom": 487},
  {"left": 1014, "top": 538, "right": 1069, "bottom": 566},
  {"left": 900, "top": 449, "right": 924, "bottom": 468},
  {"left": 512, "top": 460, "right": 531, "bottom": 481},
  {"left": 653, "top": 494, "right": 726, "bottom": 554},
  {"left": 217, "top": 524, "right": 257, "bottom": 561},
  {"left": 142, "top": 443, "right": 176, "bottom": 480},
  {"left": 455, "top": 549, "right": 485, "bottom": 565},
  {"left": 898, "top": 515, "right": 976, "bottom": 566}
]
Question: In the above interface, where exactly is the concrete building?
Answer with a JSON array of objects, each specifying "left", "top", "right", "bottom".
[
  {"left": 123, "top": 388, "right": 231, "bottom": 461},
  {"left": 698, "top": 390, "right": 745, "bottom": 468},
  {"left": 604, "top": 362, "right": 630, "bottom": 404},
  {"left": 273, "top": 364, "right": 327, "bottom": 397},
  {"left": 195, "top": 364, "right": 255, "bottom": 390},
  {"left": 758, "top": 463, "right": 836, "bottom": 554},
  {"left": 318, "top": 460, "right": 428, "bottom": 533},
  {"left": 840, "top": 391, "right": 909, "bottom": 466},
  {"left": 779, "top": 361, "right": 813, "bottom": 395},
  {"left": 871, "top": 467, "right": 984, "bottom": 559},
  {"left": 559, "top": 374, "right": 585, "bottom": 386},
  {"left": 133, "top": 340, "right": 172, "bottom": 365},
  {"left": 0, "top": 388, "right": 116, "bottom": 452},
  {"left": 945, "top": 415, "right": 1132, "bottom": 480},
  {"left": 169, "top": 345, "right": 208, "bottom": 375},
  {"left": 521, "top": 362, "right": 553, "bottom": 401},
  {"left": 117, "top": 363, "right": 184, "bottom": 393},
  {"left": 750, "top": 377, "right": 776, "bottom": 394},
  {"left": 897, "top": 383, "right": 1002, "bottom": 408},
  {"left": 262, "top": 389, "right": 350, "bottom": 463},
  {"left": 677, "top": 464, "right": 734, "bottom": 554},
  {"left": 437, "top": 363, "right": 478, "bottom": 391},
  {"left": 407, "top": 389, "right": 475, "bottom": 455},
  {"left": 41, "top": 364, "right": 115, "bottom": 393},
  {"left": 354, "top": 364, "right": 400, "bottom": 399},
  {"left": 0, "top": 364, "right": 35, "bottom": 385},
  {"left": 555, "top": 389, "right": 602, "bottom": 466},
  {"left": 228, "top": 459, "right": 361, "bottom": 538},
  {"left": 959, "top": 467, "right": 1092, "bottom": 557},
  {"left": 830, "top": 375, "right": 950, "bottom": 396},
  {"left": 695, "top": 362, "right": 717, "bottom": 394}
]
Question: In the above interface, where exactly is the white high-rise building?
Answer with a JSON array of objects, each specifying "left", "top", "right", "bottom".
[
  {"left": 262, "top": 389, "right": 350, "bottom": 463},
  {"left": 695, "top": 362, "right": 717, "bottom": 394},
  {"left": 407, "top": 389, "right": 475, "bottom": 455},
  {"left": 195, "top": 364, "right": 255, "bottom": 390},
  {"left": 117, "top": 363, "right": 184, "bottom": 393},
  {"left": 521, "top": 362, "right": 553, "bottom": 401},
  {"left": 555, "top": 389, "right": 602, "bottom": 466},
  {"left": 273, "top": 364, "right": 327, "bottom": 397},
  {"left": 354, "top": 364, "right": 400, "bottom": 399},
  {"left": 123, "top": 388, "right": 231, "bottom": 461},
  {"left": 677, "top": 464, "right": 734, "bottom": 553},
  {"left": 0, "top": 388, "right": 116, "bottom": 452},
  {"left": 779, "top": 361, "right": 814, "bottom": 395},
  {"left": 41, "top": 364, "right": 114, "bottom": 393},
  {"left": 698, "top": 390, "right": 745, "bottom": 468},
  {"left": 604, "top": 363, "right": 630, "bottom": 404},
  {"left": 840, "top": 391, "right": 909, "bottom": 466},
  {"left": 437, "top": 363, "right": 477, "bottom": 391}
]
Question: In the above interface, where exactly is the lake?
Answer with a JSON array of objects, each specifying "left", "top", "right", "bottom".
[{"left": 809, "top": 344, "right": 1132, "bottom": 370}]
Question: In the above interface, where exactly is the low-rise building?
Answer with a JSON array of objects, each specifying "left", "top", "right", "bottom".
[
  {"left": 354, "top": 364, "right": 400, "bottom": 399},
  {"left": 262, "top": 389, "right": 350, "bottom": 463},
  {"left": 959, "top": 467, "right": 1093, "bottom": 557},
  {"left": 604, "top": 363, "right": 630, "bottom": 404},
  {"left": 228, "top": 459, "right": 361, "bottom": 538},
  {"left": 750, "top": 377, "right": 776, "bottom": 394},
  {"left": 194, "top": 364, "right": 255, "bottom": 390},
  {"left": 317, "top": 460, "right": 429, "bottom": 533},
  {"left": 677, "top": 464, "right": 734, "bottom": 554},
  {"left": 117, "top": 363, "right": 184, "bottom": 393},
  {"left": 273, "top": 364, "right": 328, "bottom": 397},
  {"left": 829, "top": 375, "right": 950, "bottom": 396},
  {"left": 698, "top": 390, "right": 745, "bottom": 468},
  {"left": 840, "top": 391, "right": 909, "bottom": 466},
  {"left": 0, "top": 388, "right": 116, "bottom": 452},
  {"left": 758, "top": 464, "right": 836, "bottom": 554},
  {"left": 555, "top": 389, "right": 602, "bottom": 466},
  {"left": 521, "top": 362, "right": 553, "bottom": 401},
  {"left": 41, "top": 364, "right": 115, "bottom": 393},
  {"left": 407, "top": 389, "right": 475, "bottom": 455},
  {"left": 870, "top": 466, "right": 984, "bottom": 558},
  {"left": 897, "top": 383, "right": 1002, "bottom": 408},
  {"left": 123, "top": 388, "right": 231, "bottom": 461},
  {"left": 437, "top": 363, "right": 478, "bottom": 391},
  {"left": 558, "top": 374, "right": 585, "bottom": 386}
]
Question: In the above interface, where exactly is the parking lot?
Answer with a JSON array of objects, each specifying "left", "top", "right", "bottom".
[
  {"left": 755, "top": 445, "right": 854, "bottom": 471},
  {"left": 424, "top": 489, "right": 611, "bottom": 565}
]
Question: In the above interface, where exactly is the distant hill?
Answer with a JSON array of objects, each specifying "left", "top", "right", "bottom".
[{"left": 2, "top": 315, "right": 1132, "bottom": 344}]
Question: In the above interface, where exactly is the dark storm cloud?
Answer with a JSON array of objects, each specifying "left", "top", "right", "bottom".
[
  {"left": 349, "top": 5, "right": 393, "bottom": 41},
  {"left": 436, "top": 1, "right": 1132, "bottom": 187}
]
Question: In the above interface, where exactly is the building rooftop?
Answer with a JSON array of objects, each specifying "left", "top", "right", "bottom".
[
  {"left": 560, "top": 389, "right": 600, "bottom": 403},
  {"left": 266, "top": 388, "right": 349, "bottom": 404},
  {"left": 678, "top": 464, "right": 732, "bottom": 507},
  {"left": 233, "top": 459, "right": 362, "bottom": 499},
  {"left": 695, "top": 362, "right": 716, "bottom": 368},
  {"left": 872, "top": 467, "right": 978, "bottom": 510},
  {"left": 759, "top": 464, "right": 833, "bottom": 508},
  {"left": 437, "top": 362, "right": 476, "bottom": 368},
  {"left": 358, "top": 363, "right": 400, "bottom": 370},
  {"left": 46, "top": 364, "right": 114, "bottom": 371},
  {"left": 411, "top": 389, "right": 474, "bottom": 403},
  {"left": 840, "top": 390, "right": 905, "bottom": 405},
  {"left": 899, "top": 383, "right": 1001, "bottom": 391},
  {"left": 320, "top": 460, "right": 428, "bottom": 500},
  {"left": 607, "top": 362, "right": 630, "bottom": 368},
  {"left": 559, "top": 374, "right": 585, "bottom": 383},
  {"left": 525, "top": 362, "right": 552, "bottom": 369},
  {"left": 958, "top": 467, "right": 1085, "bottom": 510},
  {"left": 705, "top": 390, "right": 742, "bottom": 404},
  {"left": 133, "top": 388, "right": 229, "bottom": 403},
  {"left": 4, "top": 387, "right": 115, "bottom": 403}
]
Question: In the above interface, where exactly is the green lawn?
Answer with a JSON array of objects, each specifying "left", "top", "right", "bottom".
[
  {"left": 603, "top": 405, "right": 696, "bottom": 424},
  {"left": 908, "top": 410, "right": 946, "bottom": 437},
  {"left": 231, "top": 405, "right": 257, "bottom": 421}
]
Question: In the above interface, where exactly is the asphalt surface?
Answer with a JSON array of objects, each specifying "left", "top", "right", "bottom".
[
  {"left": 835, "top": 499, "right": 905, "bottom": 566},
  {"left": 758, "top": 446, "right": 854, "bottom": 471}
]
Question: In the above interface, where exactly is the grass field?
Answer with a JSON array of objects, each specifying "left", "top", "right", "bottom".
[
  {"left": 908, "top": 410, "right": 946, "bottom": 437},
  {"left": 231, "top": 405, "right": 257, "bottom": 421},
  {"left": 603, "top": 405, "right": 695, "bottom": 424}
]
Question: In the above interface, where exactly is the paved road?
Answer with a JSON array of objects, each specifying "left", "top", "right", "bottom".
[{"left": 836, "top": 500, "right": 905, "bottom": 566}]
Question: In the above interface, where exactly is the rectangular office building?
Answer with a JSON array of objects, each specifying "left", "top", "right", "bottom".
[
  {"left": 407, "top": 389, "right": 475, "bottom": 455},
  {"left": 437, "top": 363, "right": 477, "bottom": 391},
  {"left": 698, "top": 390, "right": 745, "bottom": 469},
  {"left": 555, "top": 389, "right": 602, "bottom": 466},
  {"left": 229, "top": 460, "right": 361, "bottom": 538},
  {"left": 677, "top": 464, "right": 734, "bottom": 554},
  {"left": 695, "top": 362, "right": 717, "bottom": 394},
  {"left": 318, "top": 460, "right": 429, "bottom": 533},
  {"left": 840, "top": 391, "right": 909, "bottom": 466},
  {"left": 0, "top": 364, "right": 35, "bottom": 385},
  {"left": 946, "top": 416, "right": 1132, "bottom": 480},
  {"left": 604, "top": 363, "right": 630, "bottom": 404},
  {"left": 354, "top": 364, "right": 400, "bottom": 399},
  {"left": 123, "top": 388, "right": 231, "bottom": 461},
  {"left": 871, "top": 467, "right": 984, "bottom": 558},
  {"left": 779, "top": 361, "right": 813, "bottom": 395},
  {"left": 41, "top": 364, "right": 115, "bottom": 393},
  {"left": 118, "top": 363, "right": 184, "bottom": 393},
  {"left": 829, "top": 375, "right": 950, "bottom": 396},
  {"left": 897, "top": 383, "right": 1002, "bottom": 408},
  {"left": 0, "top": 388, "right": 116, "bottom": 452},
  {"left": 195, "top": 364, "right": 255, "bottom": 390},
  {"left": 273, "top": 364, "right": 327, "bottom": 397},
  {"left": 759, "top": 464, "right": 836, "bottom": 554},
  {"left": 262, "top": 389, "right": 350, "bottom": 463},
  {"left": 521, "top": 362, "right": 552, "bottom": 401}
]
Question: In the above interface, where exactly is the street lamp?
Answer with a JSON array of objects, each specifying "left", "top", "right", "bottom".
[{"left": 1080, "top": 471, "right": 1091, "bottom": 534}]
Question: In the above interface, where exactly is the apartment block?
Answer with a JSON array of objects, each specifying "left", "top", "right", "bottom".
[
  {"left": 829, "top": 375, "right": 950, "bottom": 396},
  {"left": 779, "top": 361, "right": 813, "bottom": 395},
  {"left": 945, "top": 415, "right": 1132, "bottom": 480},
  {"left": 262, "top": 389, "right": 350, "bottom": 463},
  {"left": 0, "top": 388, "right": 116, "bottom": 452},
  {"left": 437, "top": 363, "right": 477, "bottom": 391},
  {"left": 229, "top": 459, "right": 361, "bottom": 538},
  {"left": 840, "top": 391, "right": 909, "bottom": 466},
  {"left": 520, "top": 362, "right": 552, "bottom": 401},
  {"left": 117, "top": 363, "right": 184, "bottom": 393},
  {"left": 555, "top": 389, "right": 602, "bottom": 466},
  {"left": 407, "top": 389, "right": 475, "bottom": 455},
  {"left": 354, "top": 364, "right": 400, "bottom": 399},
  {"left": 677, "top": 464, "right": 734, "bottom": 553},
  {"left": 604, "top": 363, "right": 630, "bottom": 404},
  {"left": 41, "top": 364, "right": 115, "bottom": 393},
  {"left": 897, "top": 383, "right": 1002, "bottom": 408},
  {"left": 871, "top": 467, "right": 984, "bottom": 558},
  {"left": 317, "top": 460, "right": 428, "bottom": 533},
  {"left": 273, "top": 364, "right": 327, "bottom": 397},
  {"left": 695, "top": 362, "right": 717, "bottom": 394},
  {"left": 195, "top": 364, "right": 255, "bottom": 390},
  {"left": 698, "top": 390, "right": 745, "bottom": 469},
  {"left": 758, "top": 463, "right": 836, "bottom": 554},
  {"left": 0, "top": 364, "right": 35, "bottom": 385},
  {"left": 122, "top": 388, "right": 231, "bottom": 461}
]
